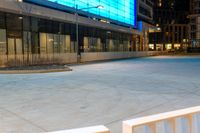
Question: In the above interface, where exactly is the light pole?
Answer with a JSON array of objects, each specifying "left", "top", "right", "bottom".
[{"left": 75, "top": 5, "right": 104, "bottom": 62}]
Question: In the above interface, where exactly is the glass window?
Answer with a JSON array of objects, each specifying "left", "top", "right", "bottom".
[
  {"left": 39, "top": 32, "right": 72, "bottom": 54},
  {"left": 53, "top": 34, "right": 59, "bottom": 53},
  {"left": 23, "top": 16, "right": 31, "bottom": 31},
  {"left": 8, "top": 38, "right": 15, "bottom": 55},
  {"left": 0, "top": 12, "right": 5, "bottom": 29},
  {"left": 0, "top": 29, "right": 7, "bottom": 55},
  {"left": 31, "top": 18, "right": 38, "bottom": 32},
  {"left": 89, "top": 37, "right": 98, "bottom": 52},
  {"left": 108, "top": 39, "right": 114, "bottom": 52},
  {"left": 83, "top": 37, "right": 89, "bottom": 52},
  {"left": 60, "top": 35, "right": 65, "bottom": 53},
  {"left": 7, "top": 38, "right": 22, "bottom": 55},
  {"left": 149, "top": 44, "right": 154, "bottom": 50},
  {"left": 6, "top": 13, "right": 22, "bottom": 31},
  {"left": 47, "top": 33, "right": 54, "bottom": 54},
  {"left": 113, "top": 40, "right": 120, "bottom": 51},
  {"left": 31, "top": 32, "right": 39, "bottom": 54},
  {"left": 23, "top": 31, "right": 31, "bottom": 54},
  {"left": 64, "top": 35, "right": 71, "bottom": 52},
  {"left": 96, "top": 38, "right": 102, "bottom": 52},
  {"left": 40, "top": 33, "right": 47, "bottom": 54},
  {"left": 15, "top": 38, "right": 23, "bottom": 55}
]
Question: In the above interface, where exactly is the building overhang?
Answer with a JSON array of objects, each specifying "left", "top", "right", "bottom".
[
  {"left": 138, "top": 21, "right": 161, "bottom": 33},
  {"left": 0, "top": 0, "right": 141, "bottom": 35}
]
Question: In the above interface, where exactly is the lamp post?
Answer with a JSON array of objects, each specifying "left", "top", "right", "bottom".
[{"left": 75, "top": 5, "right": 104, "bottom": 62}]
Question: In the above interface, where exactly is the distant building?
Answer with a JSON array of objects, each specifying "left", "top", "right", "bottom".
[
  {"left": 137, "top": 0, "right": 155, "bottom": 51},
  {"left": 188, "top": 0, "right": 200, "bottom": 50},
  {"left": 0, "top": 0, "right": 158, "bottom": 67},
  {"left": 149, "top": 0, "right": 190, "bottom": 51},
  {"left": 138, "top": 0, "right": 154, "bottom": 23}
]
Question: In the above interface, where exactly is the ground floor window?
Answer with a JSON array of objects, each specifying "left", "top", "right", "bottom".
[
  {"left": 165, "top": 44, "right": 172, "bottom": 50},
  {"left": 83, "top": 37, "right": 131, "bottom": 52},
  {"left": 149, "top": 44, "right": 154, "bottom": 50},
  {"left": 0, "top": 11, "right": 138, "bottom": 56},
  {"left": 174, "top": 44, "right": 181, "bottom": 50},
  {"left": 156, "top": 44, "right": 163, "bottom": 51},
  {"left": 0, "top": 29, "right": 6, "bottom": 55},
  {"left": 39, "top": 33, "right": 73, "bottom": 54},
  {"left": 83, "top": 37, "right": 102, "bottom": 52},
  {"left": 7, "top": 38, "right": 22, "bottom": 55},
  {"left": 23, "top": 31, "right": 31, "bottom": 55}
]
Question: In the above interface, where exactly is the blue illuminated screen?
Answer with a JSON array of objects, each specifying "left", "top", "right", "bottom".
[{"left": 26, "top": 0, "right": 136, "bottom": 27}]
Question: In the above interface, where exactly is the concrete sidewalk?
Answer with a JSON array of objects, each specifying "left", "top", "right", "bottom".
[{"left": 0, "top": 56, "right": 200, "bottom": 133}]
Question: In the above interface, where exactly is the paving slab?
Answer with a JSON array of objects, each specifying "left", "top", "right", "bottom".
[{"left": 0, "top": 56, "right": 200, "bottom": 133}]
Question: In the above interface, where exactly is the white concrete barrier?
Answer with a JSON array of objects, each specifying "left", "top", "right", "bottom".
[
  {"left": 48, "top": 125, "right": 110, "bottom": 133},
  {"left": 123, "top": 106, "right": 200, "bottom": 133}
]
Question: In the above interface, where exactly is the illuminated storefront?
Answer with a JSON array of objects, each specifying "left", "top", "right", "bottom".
[{"left": 0, "top": 0, "right": 141, "bottom": 67}]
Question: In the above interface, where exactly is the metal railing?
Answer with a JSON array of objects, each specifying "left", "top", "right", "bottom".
[{"left": 123, "top": 106, "right": 200, "bottom": 133}]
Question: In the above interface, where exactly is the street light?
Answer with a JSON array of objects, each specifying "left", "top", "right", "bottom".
[
  {"left": 75, "top": 5, "right": 104, "bottom": 62},
  {"left": 96, "top": 5, "right": 104, "bottom": 9}
]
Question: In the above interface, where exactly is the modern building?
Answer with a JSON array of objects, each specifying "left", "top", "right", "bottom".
[
  {"left": 138, "top": 0, "right": 154, "bottom": 23},
  {"left": 137, "top": 0, "right": 156, "bottom": 51},
  {"left": 188, "top": 0, "right": 200, "bottom": 52},
  {"left": 0, "top": 0, "right": 160, "bottom": 67},
  {"left": 149, "top": 0, "right": 190, "bottom": 51}
]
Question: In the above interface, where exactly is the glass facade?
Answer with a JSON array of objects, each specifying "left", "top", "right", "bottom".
[
  {"left": 0, "top": 11, "right": 136, "bottom": 56},
  {"left": 25, "top": 0, "right": 136, "bottom": 27}
]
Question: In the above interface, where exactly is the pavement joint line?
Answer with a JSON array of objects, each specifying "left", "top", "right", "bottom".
[
  {"left": 105, "top": 102, "right": 167, "bottom": 126},
  {"left": 105, "top": 87, "right": 200, "bottom": 126},
  {"left": 0, "top": 106, "right": 47, "bottom": 132},
  {"left": 0, "top": 56, "right": 200, "bottom": 133}
]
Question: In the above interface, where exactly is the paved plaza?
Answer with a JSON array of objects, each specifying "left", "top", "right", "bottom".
[{"left": 0, "top": 56, "right": 200, "bottom": 133}]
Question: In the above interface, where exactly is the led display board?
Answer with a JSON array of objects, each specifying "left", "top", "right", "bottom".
[{"left": 25, "top": 0, "right": 136, "bottom": 27}]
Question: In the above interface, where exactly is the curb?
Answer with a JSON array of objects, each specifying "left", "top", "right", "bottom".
[{"left": 0, "top": 68, "right": 72, "bottom": 74}]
